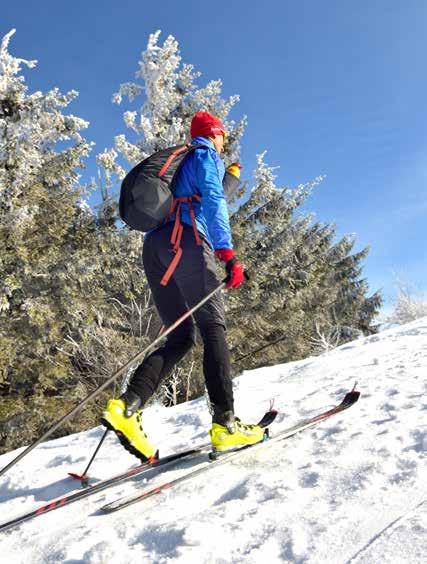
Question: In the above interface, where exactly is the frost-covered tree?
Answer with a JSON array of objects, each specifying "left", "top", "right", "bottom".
[
  {"left": 0, "top": 31, "right": 154, "bottom": 453},
  {"left": 387, "top": 280, "right": 427, "bottom": 325},
  {"left": 97, "top": 30, "right": 246, "bottom": 186},
  {"left": 0, "top": 29, "right": 92, "bottom": 379},
  {"left": 0, "top": 29, "right": 102, "bottom": 448},
  {"left": 224, "top": 155, "right": 382, "bottom": 368}
]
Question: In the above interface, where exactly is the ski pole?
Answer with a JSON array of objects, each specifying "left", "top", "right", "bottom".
[
  {"left": 0, "top": 280, "right": 227, "bottom": 479},
  {"left": 69, "top": 324, "right": 166, "bottom": 483},
  {"left": 68, "top": 427, "right": 110, "bottom": 485}
]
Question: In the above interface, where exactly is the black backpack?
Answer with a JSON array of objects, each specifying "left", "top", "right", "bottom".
[
  {"left": 119, "top": 144, "right": 203, "bottom": 231},
  {"left": 119, "top": 143, "right": 241, "bottom": 232}
]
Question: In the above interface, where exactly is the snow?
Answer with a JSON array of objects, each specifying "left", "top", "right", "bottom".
[{"left": 1, "top": 318, "right": 426, "bottom": 563}]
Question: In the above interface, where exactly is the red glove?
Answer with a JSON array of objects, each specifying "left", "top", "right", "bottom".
[{"left": 215, "top": 249, "right": 246, "bottom": 289}]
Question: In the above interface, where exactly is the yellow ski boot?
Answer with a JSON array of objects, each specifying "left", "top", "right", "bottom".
[
  {"left": 101, "top": 397, "right": 157, "bottom": 462},
  {"left": 209, "top": 411, "right": 265, "bottom": 453}
]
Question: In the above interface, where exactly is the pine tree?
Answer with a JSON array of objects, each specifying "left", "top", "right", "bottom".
[
  {"left": 386, "top": 280, "right": 427, "bottom": 325},
  {"left": 0, "top": 30, "right": 98, "bottom": 449},
  {"left": 97, "top": 30, "right": 246, "bottom": 178},
  {"left": 227, "top": 159, "right": 382, "bottom": 369}
]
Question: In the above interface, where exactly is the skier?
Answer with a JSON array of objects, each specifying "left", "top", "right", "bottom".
[{"left": 102, "top": 111, "right": 264, "bottom": 460}]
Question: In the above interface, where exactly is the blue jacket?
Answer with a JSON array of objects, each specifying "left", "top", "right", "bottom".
[{"left": 169, "top": 136, "right": 233, "bottom": 250}]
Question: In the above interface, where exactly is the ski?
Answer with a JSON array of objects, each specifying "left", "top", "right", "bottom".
[
  {"left": 0, "top": 409, "right": 276, "bottom": 533},
  {"left": 101, "top": 387, "right": 360, "bottom": 514},
  {"left": 0, "top": 445, "right": 204, "bottom": 533}
]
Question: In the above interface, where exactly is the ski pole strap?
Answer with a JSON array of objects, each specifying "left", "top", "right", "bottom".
[{"left": 161, "top": 195, "right": 202, "bottom": 286}]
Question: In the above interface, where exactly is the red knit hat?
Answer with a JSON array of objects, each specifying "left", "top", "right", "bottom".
[{"left": 190, "top": 111, "right": 226, "bottom": 138}]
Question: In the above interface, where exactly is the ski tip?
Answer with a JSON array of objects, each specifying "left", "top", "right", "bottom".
[
  {"left": 257, "top": 409, "right": 279, "bottom": 428},
  {"left": 342, "top": 390, "right": 361, "bottom": 406}
]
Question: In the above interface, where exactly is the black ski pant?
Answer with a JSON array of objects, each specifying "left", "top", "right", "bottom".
[{"left": 127, "top": 223, "right": 234, "bottom": 415}]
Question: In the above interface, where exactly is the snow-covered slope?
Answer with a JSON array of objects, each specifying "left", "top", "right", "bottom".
[{"left": 1, "top": 318, "right": 426, "bottom": 563}]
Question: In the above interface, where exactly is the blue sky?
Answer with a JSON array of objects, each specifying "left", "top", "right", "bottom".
[{"left": 3, "top": 0, "right": 426, "bottom": 311}]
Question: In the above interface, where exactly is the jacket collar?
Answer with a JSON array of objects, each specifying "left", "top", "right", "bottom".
[{"left": 191, "top": 136, "right": 215, "bottom": 149}]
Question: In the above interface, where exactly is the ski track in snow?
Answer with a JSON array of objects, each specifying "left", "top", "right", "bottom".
[{"left": 0, "top": 318, "right": 426, "bottom": 563}]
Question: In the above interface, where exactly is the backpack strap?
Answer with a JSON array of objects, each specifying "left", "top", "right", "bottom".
[
  {"left": 160, "top": 195, "right": 202, "bottom": 286},
  {"left": 159, "top": 143, "right": 209, "bottom": 286}
]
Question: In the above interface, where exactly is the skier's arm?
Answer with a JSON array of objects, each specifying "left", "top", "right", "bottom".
[{"left": 194, "top": 148, "right": 233, "bottom": 250}]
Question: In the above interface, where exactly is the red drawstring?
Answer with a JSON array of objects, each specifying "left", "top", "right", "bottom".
[{"left": 160, "top": 196, "right": 202, "bottom": 286}]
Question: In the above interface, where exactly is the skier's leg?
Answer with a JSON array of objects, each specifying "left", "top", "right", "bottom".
[
  {"left": 102, "top": 229, "right": 195, "bottom": 461},
  {"left": 171, "top": 230, "right": 264, "bottom": 450},
  {"left": 124, "top": 278, "right": 196, "bottom": 409},
  {"left": 122, "top": 228, "right": 196, "bottom": 409},
  {"left": 194, "top": 317, "right": 234, "bottom": 420},
  {"left": 168, "top": 230, "right": 234, "bottom": 421}
]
